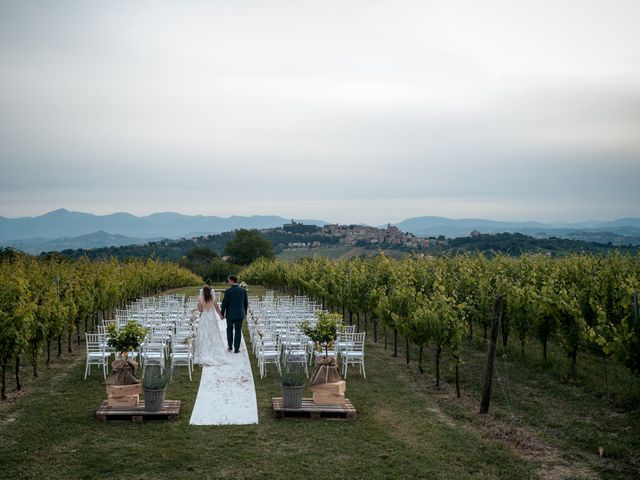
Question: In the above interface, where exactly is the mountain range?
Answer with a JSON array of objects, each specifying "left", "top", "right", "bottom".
[
  {"left": 394, "top": 216, "right": 640, "bottom": 244},
  {"left": 3, "top": 231, "right": 158, "bottom": 254},
  {"left": 0, "top": 209, "right": 327, "bottom": 242},
  {"left": 1, "top": 209, "right": 639, "bottom": 253}
]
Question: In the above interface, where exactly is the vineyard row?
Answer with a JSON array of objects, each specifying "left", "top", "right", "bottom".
[
  {"left": 241, "top": 253, "right": 640, "bottom": 397},
  {"left": 0, "top": 252, "right": 201, "bottom": 399}
]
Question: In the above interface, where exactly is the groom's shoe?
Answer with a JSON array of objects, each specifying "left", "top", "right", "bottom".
[
  {"left": 234, "top": 350, "right": 240, "bottom": 353},
  {"left": 227, "top": 347, "right": 233, "bottom": 352}
]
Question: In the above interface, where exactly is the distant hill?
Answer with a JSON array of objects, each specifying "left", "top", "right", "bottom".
[
  {"left": 393, "top": 216, "right": 640, "bottom": 245},
  {"left": 442, "top": 232, "right": 639, "bottom": 256},
  {"left": 4, "top": 231, "right": 157, "bottom": 255},
  {"left": 0, "top": 209, "right": 328, "bottom": 242},
  {"left": 55, "top": 226, "right": 340, "bottom": 261},
  {"left": 54, "top": 229, "right": 638, "bottom": 264},
  {"left": 3, "top": 210, "right": 640, "bottom": 251}
]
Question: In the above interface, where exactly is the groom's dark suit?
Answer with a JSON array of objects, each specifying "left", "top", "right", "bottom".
[{"left": 220, "top": 284, "right": 248, "bottom": 352}]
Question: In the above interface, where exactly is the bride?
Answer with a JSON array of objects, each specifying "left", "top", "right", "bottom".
[{"left": 194, "top": 285, "right": 228, "bottom": 366}]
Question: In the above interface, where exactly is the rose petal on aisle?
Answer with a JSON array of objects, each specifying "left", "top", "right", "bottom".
[{"left": 189, "top": 317, "right": 258, "bottom": 425}]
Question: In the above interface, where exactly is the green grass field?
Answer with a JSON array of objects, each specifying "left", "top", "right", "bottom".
[{"left": 1, "top": 285, "right": 638, "bottom": 479}]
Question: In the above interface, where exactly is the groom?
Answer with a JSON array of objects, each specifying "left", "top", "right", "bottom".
[{"left": 220, "top": 274, "right": 248, "bottom": 353}]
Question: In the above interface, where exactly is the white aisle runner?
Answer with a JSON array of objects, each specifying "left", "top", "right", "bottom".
[{"left": 189, "top": 316, "right": 259, "bottom": 425}]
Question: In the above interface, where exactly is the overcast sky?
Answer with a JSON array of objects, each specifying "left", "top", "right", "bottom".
[{"left": 1, "top": 0, "right": 639, "bottom": 224}]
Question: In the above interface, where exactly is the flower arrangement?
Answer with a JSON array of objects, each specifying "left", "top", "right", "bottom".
[
  {"left": 301, "top": 311, "right": 343, "bottom": 359},
  {"left": 106, "top": 321, "right": 147, "bottom": 356}
]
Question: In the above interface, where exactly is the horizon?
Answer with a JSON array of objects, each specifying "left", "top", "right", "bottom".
[
  {"left": 1, "top": 1, "right": 639, "bottom": 224},
  {"left": 0, "top": 207, "right": 637, "bottom": 227}
]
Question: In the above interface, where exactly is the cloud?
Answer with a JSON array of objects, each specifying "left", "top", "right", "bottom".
[{"left": 0, "top": 0, "right": 639, "bottom": 222}]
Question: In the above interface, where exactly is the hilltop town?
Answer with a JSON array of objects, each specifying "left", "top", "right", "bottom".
[{"left": 266, "top": 221, "right": 442, "bottom": 251}]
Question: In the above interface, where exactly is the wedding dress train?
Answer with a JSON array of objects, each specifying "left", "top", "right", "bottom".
[{"left": 194, "top": 308, "right": 228, "bottom": 366}]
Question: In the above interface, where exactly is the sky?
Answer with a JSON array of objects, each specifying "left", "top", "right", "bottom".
[{"left": 1, "top": 0, "right": 639, "bottom": 225}]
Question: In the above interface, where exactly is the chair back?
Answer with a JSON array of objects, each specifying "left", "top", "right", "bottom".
[{"left": 85, "top": 333, "right": 104, "bottom": 353}]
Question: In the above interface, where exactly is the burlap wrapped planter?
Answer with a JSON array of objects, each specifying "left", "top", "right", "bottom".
[
  {"left": 309, "top": 357, "right": 340, "bottom": 385},
  {"left": 282, "top": 385, "right": 304, "bottom": 409},
  {"left": 144, "top": 388, "right": 166, "bottom": 411}
]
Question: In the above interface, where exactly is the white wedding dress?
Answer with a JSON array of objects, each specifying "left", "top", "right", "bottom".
[{"left": 194, "top": 290, "right": 228, "bottom": 366}]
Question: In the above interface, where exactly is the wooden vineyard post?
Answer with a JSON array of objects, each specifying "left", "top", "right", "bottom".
[{"left": 480, "top": 294, "right": 503, "bottom": 414}]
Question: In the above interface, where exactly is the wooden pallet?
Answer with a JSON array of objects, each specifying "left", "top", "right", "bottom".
[
  {"left": 272, "top": 397, "right": 356, "bottom": 421},
  {"left": 96, "top": 400, "right": 181, "bottom": 422}
]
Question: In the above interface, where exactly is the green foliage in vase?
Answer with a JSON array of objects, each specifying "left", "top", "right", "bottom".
[
  {"left": 279, "top": 360, "right": 306, "bottom": 387},
  {"left": 301, "top": 311, "right": 342, "bottom": 358},
  {"left": 106, "top": 321, "right": 147, "bottom": 354},
  {"left": 143, "top": 365, "right": 170, "bottom": 390}
]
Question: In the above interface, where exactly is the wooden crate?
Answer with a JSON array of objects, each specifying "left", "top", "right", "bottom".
[
  {"left": 106, "top": 383, "right": 142, "bottom": 397},
  {"left": 96, "top": 400, "right": 181, "bottom": 422},
  {"left": 272, "top": 397, "right": 356, "bottom": 421},
  {"left": 310, "top": 380, "right": 346, "bottom": 396},
  {"left": 312, "top": 391, "right": 346, "bottom": 405},
  {"left": 107, "top": 394, "right": 139, "bottom": 407}
]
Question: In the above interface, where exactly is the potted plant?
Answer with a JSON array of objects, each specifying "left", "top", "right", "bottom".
[
  {"left": 280, "top": 357, "right": 306, "bottom": 409},
  {"left": 301, "top": 311, "right": 343, "bottom": 385},
  {"left": 106, "top": 321, "right": 147, "bottom": 358},
  {"left": 143, "top": 365, "right": 170, "bottom": 411},
  {"left": 106, "top": 321, "right": 147, "bottom": 385}
]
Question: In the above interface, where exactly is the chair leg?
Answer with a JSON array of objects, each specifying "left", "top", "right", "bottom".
[{"left": 85, "top": 361, "right": 89, "bottom": 380}]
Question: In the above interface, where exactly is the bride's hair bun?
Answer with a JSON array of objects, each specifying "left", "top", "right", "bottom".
[{"left": 202, "top": 285, "right": 213, "bottom": 302}]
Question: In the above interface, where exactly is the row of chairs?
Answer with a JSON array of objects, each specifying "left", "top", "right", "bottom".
[
  {"left": 248, "top": 294, "right": 366, "bottom": 379},
  {"left": 84, "top": 295, "right": 198, "bottom": 381},
  {"left": 254, "top": 328, "right": 367, "bottom": 379},
  {"left": 84, "top": 329, "right": 196, "bottom": 380}
]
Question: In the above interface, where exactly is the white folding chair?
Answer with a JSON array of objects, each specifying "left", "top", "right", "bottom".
[
  {"left": 141, "top": 342, "right": 165, "bottom": 375},
  {"left": 282, "top": 332, "right": 309, "bottom": 378},
  {"left": 341, "top": 332, "right": 366, "bottom": 379},
  {"left": 96, "top": 326, "right": 117, "bottom": 359},
  {"left": 335, "top": 331, "right": 354, "bottom": 360},
  {"left": 170, "top": 337, "right": 194, "bottom": 381},
  {"left": 257, "top": 335, "right": 281, "bottom": 378},
  {"left": 84, "top": 333, "right": 110, "bottom": 379}
]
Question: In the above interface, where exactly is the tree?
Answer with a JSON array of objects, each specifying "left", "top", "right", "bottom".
[
  {"left": 224, "top": 229, "right": 275, "bottom": 266},
  {"left": 179, "top": 247, "right": 235, "bottom": 282},
  {"left": 180, "top": 247, "right": 220, "bottom": 277}
]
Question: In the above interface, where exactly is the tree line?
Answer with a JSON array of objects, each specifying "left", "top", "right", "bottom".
[
  {"left": 0, "top": 249, "right": 201, "bottom": 400},
  {"left": 241, "top": 253, "right": 640, "bottom": 398}
]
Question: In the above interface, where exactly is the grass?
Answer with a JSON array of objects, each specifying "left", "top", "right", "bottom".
[
  {"left": 1, "top": 285, "right": 638, "bottom": 479},
  {"left": 0, "top": 340, "right": 533, "bottom": 479},
  {"left": 374, "top": 323, "right": 640, "bottom": 480},
  {"left": 163, "top": 283, "right": 272, "bottom": 299}
]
